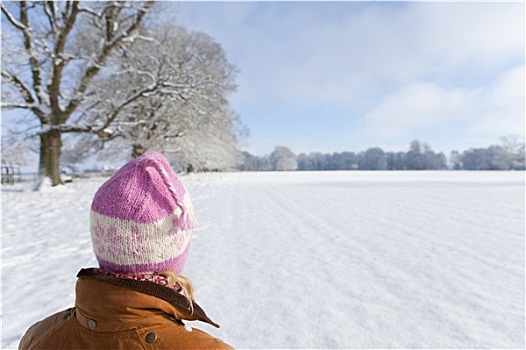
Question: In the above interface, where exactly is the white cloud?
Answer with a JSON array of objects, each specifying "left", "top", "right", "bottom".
[
  {"left": 415, "top": 2, "right": 524, "bottom": 69},
  {"left": 469, "top": 65, "right": 525, "bottom": 136},
  {"left": 234, "top": 3, "right": 424, "bottom": 108},
  {"left": 223, "top": 2, "right": 524, "bottom": 112},
  {"left": 360, "top": 63, "right": 524, "bottom": 144},
  {"left": 361, "top": 82, "right": 476, "bottom": 138}
]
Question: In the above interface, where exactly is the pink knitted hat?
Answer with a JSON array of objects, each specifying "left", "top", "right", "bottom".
[{"left": 90, "top": 151, "right": 197, "bottom": 274}]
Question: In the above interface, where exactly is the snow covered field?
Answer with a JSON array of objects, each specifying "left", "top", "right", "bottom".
[{"left": 2, "top": 171, "right": 524, "bottom": 349}]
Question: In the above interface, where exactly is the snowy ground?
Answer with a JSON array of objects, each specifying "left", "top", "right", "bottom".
[{"left": 2, "top": 171, "right": 524, "bottom": 349}]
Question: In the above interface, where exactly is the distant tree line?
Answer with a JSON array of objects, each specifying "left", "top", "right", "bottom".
[{"left": 238, "top": 137, "right": 525, "bottom": 171}]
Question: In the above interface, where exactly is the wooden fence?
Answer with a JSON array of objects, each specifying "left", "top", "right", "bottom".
[{"left": 1, "top": 165, "right": 39, "bottom": 185}]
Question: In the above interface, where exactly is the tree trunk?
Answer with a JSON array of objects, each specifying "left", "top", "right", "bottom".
[
  {"left": 132, "top": 144, "right": 146, "bottom": 158},
  {"left": 40, "top": 130, "right": 63, "bottom": 186}
]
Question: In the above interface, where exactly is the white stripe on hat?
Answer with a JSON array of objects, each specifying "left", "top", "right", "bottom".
[{"left": 91, "top": 208, "right": 192, "bottom": 266}]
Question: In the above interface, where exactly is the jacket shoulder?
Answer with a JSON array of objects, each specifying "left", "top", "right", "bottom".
[{"left": 19, "top": 308, "right": 74, "bottom": 349}]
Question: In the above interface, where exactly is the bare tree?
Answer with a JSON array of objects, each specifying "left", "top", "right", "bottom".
[
  {"left": 1, "top": 1, "right": 168, "bottom": 185},
  {"left": 91, "top": 23, "right": 242, "bottom": 169},
  {"left": 360, "top": 147, "right": 387, "bottom": 170},
  {"left": 1, "top": 133, "right": 30, "bottom": 166},
  {"left": 500, "top": 135, "right": 525, "bottom": 170},
  {"left": 270, "top": 146, "right": 298, "bottom": 171},
  {"left": 170, "top": 109, "right": 245, "bottom": 172}
]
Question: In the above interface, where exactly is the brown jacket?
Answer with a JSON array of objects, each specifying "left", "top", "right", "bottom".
[{"left": 19, "top": 269, "right": 233, "bottom": 349}]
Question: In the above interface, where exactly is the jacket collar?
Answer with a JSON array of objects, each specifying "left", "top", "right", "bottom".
[{"left": 76, "top": 268, "right": 220, "bottom": 328}]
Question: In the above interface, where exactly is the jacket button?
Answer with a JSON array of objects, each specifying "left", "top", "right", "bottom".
[
  {"left": 145, "top": 332, "right": 157, "bottom": 343},
  {"left": 88, "top": 320, "right": 97, "bottom": 329}
]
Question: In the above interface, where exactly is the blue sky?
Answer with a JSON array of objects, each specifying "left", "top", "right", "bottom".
[{"left": 171, "top": 1, "right": 524, "bottom": 156}]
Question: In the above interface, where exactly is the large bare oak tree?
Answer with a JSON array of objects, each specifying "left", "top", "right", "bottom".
[{"left": 1, "top": 1, "right": 159, "bottom": 185}]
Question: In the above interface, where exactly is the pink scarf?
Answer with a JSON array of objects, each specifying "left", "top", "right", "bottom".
[{"left": 94, "top": 268, "right": 182, "bottom": 292}]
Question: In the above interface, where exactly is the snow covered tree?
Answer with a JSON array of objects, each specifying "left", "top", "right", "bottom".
[
  {"left": 461, "top": 148, "right": 492, "bottom": 170},
  {"left": 450, "top": 150, "right": 462, "bottom": 170},
  {"left": 435, "top": 152, "right": 448, "bottom": 170},
  {"left": 386, "top": 151, "right": 406, "bottom": 170},
  {"left": 270, "top": 146, "right": 297, "bottom": 171},
  {"left": 239, "top": 151, "right": 258, "bottom": 171},
  {"left": 167, "top": 110, "right": 244, "bottom": 172},
  {"left": 499, "top": 135, "right": 525, "bottom": 170},
  {"left": 1, "top": 1, "right": 160, "bottom": 185},
  {"left": 404, "top": 140, "right": 426, "bottom": 170},
  {"left": 309, "top": 152, "right": 328, "bottom": 170},
  {"left": 360, "top": 147, "right": 387, "bottom": 170},
  {"left": 341, "top": 152, "right": 359, "bottom": 170},
  {"left": 95, "top": 24, "right": 241, "bottom": 170},
  {"left": 404, "top": 141, "right": 446, "bottom": 170},
  {"left": 2, "top": 2, "right": 244, "bottom": 183},
  {"left": 1, "top": 134, "right": 30, "bottom": 166},
  {"left": 459, "top": 136, "right": 525, "bottom": 170}
]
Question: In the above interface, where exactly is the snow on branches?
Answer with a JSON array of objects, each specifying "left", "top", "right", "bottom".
[{"left": 2, "top": 1, "right": 243, "bottom": 183}]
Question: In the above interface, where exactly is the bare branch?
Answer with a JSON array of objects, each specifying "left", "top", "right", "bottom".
[
  {"left": 48, "top": 1, "right": 80, "bottom": 121},
  {"left": 46, "top": 124, "right": 94, "bottom": 134},
  {"left": 64, "top": 1, "right": 153, "bottom": 116},
  {"left": 1, "top": 69, "right": 48, "bottom": 122},
  {"left": 62, "top": 1, "right": 72, "bottom": 23},
  {"left": 43, "top": 1, "right": 59, "bottom": 34},
  {"left": 1, "top": 70, "right": 36, "bottom": 104},
  {"left": 16, "top": 1, "right": 46, "bottom": 106},
  {"left": 1, "top": 4, "right": 26, "bottom": 30},
  {"left": 76, "top": 5, "right": 101, "bottom": 17},
  {"left": 94, "top": 82, "right": 160, "bottom": 134},
  {"left": 0, "top": 102, "right": 34, "bottom": 110},
  {"left": 33, "top": 38, "right": 54, "bottom": 57}
]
